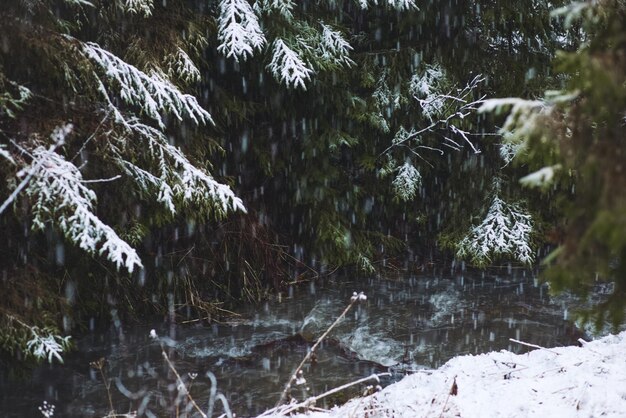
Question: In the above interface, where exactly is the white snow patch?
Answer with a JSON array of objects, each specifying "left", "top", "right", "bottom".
[
  {"left": 268, "top": 331, "right": 626, "bottom": 417},
  {"left": 519, "top": 165, "right": 561, "bottom": 188}
]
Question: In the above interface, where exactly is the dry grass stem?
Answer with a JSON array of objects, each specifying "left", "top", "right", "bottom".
[{"left": 275, "top": 291, "right": 367, "bottom": 408}]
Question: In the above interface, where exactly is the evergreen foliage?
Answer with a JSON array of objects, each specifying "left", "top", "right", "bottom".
[
  {"left": 0, "top": 0, "right": 246, "bottom": 362},
  {"left": 457, "top": 193, "right": 534, "bottom": 266},
  {"left": 489, "top": 1, "right": 626, "bottom": 328},
  {"left": 2, "top": 0, "right": 600, "bottom": 365}
]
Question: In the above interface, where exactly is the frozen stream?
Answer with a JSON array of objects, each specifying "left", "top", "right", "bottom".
[{"left": 0, "top": 267, "right": 582, "bottom": 417}]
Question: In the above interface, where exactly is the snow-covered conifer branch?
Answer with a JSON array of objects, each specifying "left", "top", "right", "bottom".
[
  {"left": 479, "top": 97, "right": 550, "bottom": 163},
  {"left": 392, "top": 161, "right": 421, "bottom": 201},
  {"left": 551, "top": 1, "right": 594, "bottom": 28},
  {"left": 355, "top": 0, "right": 417, "bottom": 11},
  {"left": 217, "top": 0, "right": 266, "bottom": 62},
  {"left": 166, "top": 47, "right": 201, "bottom": 84},
  {"left": 410, "top": 64, "right": 447, "bottom": 121},
  {"left": 373, "top": 72, "right": 405, "bottom": 113},
  {"left": 83, "top": 42, "right": 213, "bottom": 128},
  {"left": 26, "top": 327, "right": 72, "bottom": 364},
  {"left": 117, "top": 0, "right": 154, "bottom": 17},
  {"left": 0, "top": 79, "right": 32, "bottom": 119},
  {"left": 457, "top": 195, "right": 534, "bottom": 265},
  {"left": 0, "top": 144, "right": 14, "bottom": 165},
  {"left": 392, "top": 126, "right": 418, "bottom": 146},
  {"left": 161, "top": 140, "right": 247, "bottom": 215},
  {"left": 500, "top": 140, "right": 524, "bottom": 165},
  {"left": 24, "top": 142, "right": 143, "bottom": 273},
  {"left": 317, "top": 24, "right": 355, "bottom": 68},
  {"left": 385, "top": 0, "right": 418, "bottom": 11},
  {"left": 519, "top": 165, "right": 561, "bottom": 188},
  {"left": 479, "top": 98, "right": 548, "bottom": 140},
  {"left": 3, "top": 314, "right": 71, "bottom": 364},
  {"left": 267, "top": 39, "right": 314, "bottom": 89},
  {"left": 254, "top": 0, "right": 295, "bottom": 19},
  {"left": 63, "top": 0, "right": 95, "bottom": 7},
  {"left": 113, "top": 118, "right": 246, "bottom": 217},
  {"left": 119, "top": 160, "right": 177, "bottom": 215}
]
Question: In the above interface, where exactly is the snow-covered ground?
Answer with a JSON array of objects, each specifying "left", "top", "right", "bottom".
[{"left": 264, "top": 331, "right": 626, "bottom": 417}]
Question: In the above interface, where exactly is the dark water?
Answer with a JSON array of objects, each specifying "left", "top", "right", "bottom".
[{"left": 0, "top": 267, "right": 581, "bottom": 417}]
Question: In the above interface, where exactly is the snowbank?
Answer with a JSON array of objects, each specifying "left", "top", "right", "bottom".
[{"left": 272, "top": 331, "right": 626, "bottom": 417}]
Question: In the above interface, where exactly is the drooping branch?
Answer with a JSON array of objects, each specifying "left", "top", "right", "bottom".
[
  {"left": 24, "top": 138, "right": 143, "bottom": 273},
  {"left": 82, "top": 41, "right": 213, "bottom": 128},
  {"left": 217, "top": 0, "right": 266, "bottom": 62}
]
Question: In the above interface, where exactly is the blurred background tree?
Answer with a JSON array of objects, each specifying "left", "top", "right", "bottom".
[{"left": 488, "top": 0, "right": 626, "bottom": 329}]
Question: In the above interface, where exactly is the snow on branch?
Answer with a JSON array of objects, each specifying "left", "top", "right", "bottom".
[
  {"left": 373, "top": 72, "right": 404, "bottom": 113},
  {"left": 499, "top": 140, "right": 524, "bottom": 165},
  {"left": 26, "top": 327, "right": 71, "bottom": 364},
  {"left": 117, "top": 0, "right": 154, "bottom": 17},
  {"left": 268, "top": 39, "right": 314, "bottom": 89},
  {"left": 254, "top": 0, "right": 295, "bottom": 19},
  {"left": 457, "top": 195, "right": 534, "bottom": 266},
  {"left": 119, "top": 160, "right": 177, "bottom": 214},
  {"left": 114, "top": 118, "right": 246, "bottom": 217},
  {"left": 4, "top": 314, "right": 71, "bottom": 364},
  {"left": 386, "top": 0, "right": 418, "bottom": 11},
  {"left": 217, "top": 0, "right": 266, "bottom": 62},
  {"left": 0, "top": 79, "right": 32, "bottom": 119},
  {"left": 410, "top": 64, "right": 447, "bottom": 121},
  {"left": 392, "top": 161, "right": 421, "bottom": 201},
  {"left": 519, "top": 165, "right": 561, "bottom": 188},
  {"left": 551, "top": 1, "right": 594, "bottom": 28},
  {"left": 165, "top": 47, "right": 201, "bottom": 84},
  {"left": 392, "top": 126, "right": 418, "bottom": 146},
  {"left": 381, "top": 73, "right": 484, "bottom": 159},
  {"left": 0, "top": 144, "right": 14, "bottom": 165},
  {"left": 161, "top": 140, "right": 246, "bottom": 215},
  {"left": 83, "top": 41, "right": 213, "bottom": 128},
  {"left": 479, "top": 97, "right": 549, "bottom": 164},
  {"left": 63, "top": 0, "right": 95, "bottom": 7},
  {"left": 355, "top": 0, "right": 417, "bottom": 11},
  {"left": 478, "top": 98, "right": 547, "bottom": 138},
  {"left": 24, "top": 135, "right": 142, "bottom": 273},
  {"left": 317, "top": 24, "right": 355, "bottom": 68}
]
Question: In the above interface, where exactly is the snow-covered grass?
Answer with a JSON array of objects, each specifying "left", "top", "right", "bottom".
[{"left": 269, "top": 331, "right": 626, "bottom": 417}]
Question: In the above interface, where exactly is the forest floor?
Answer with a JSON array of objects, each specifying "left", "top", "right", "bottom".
[{"left": 265, "top": 331, "right": 626, "bottom": 417}]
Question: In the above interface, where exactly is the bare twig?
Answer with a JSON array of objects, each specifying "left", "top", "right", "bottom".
[
  {"left": 149, "top": 331, "right": 232, "bottom": 418},
  {"left": 438, "top": 376, "right": 458, "bottom": 418},
  {"left": 81, "top": 175, "right": 122, "bottom": 183},
  {"left": 274, "top": 292, "right": 367, "bottom": 408},
  {"left": 509, "top": 338, "right": 561, "bottom": 355},
  {"left": 159, "top": 345, "right": 208, "bottom": 418},
  {"left": 261, "top": 373, "right": 390, "bottom": 417},
  {"left": 90, "top": 358, "right": 115, "bottom": 414}
]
